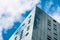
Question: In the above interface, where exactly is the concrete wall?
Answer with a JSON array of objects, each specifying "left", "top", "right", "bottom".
[{"left": 32, "top": 6, "right": 60, "bottom": 40}]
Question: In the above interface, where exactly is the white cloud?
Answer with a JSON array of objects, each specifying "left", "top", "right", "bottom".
[
  {"left": 0, "top": 0, "right": 39, "bottom": 40},
  {"left": 52, "top": 6, "right": 60, "bottom": 23}
]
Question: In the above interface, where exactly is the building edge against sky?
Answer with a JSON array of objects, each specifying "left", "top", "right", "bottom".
[
  {"left": 9, "top": 7, "right": 36, "bottom": 40},
  {"left": 32, "top": 6, "right": 60, "bottom": 40},
  {"left": 9, "top": 6, "right": 60, "bottom": 40}
]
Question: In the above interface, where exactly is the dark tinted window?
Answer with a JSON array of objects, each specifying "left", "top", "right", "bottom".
[
  {"left": 15, "top": 36, "right": 17, "bottom": 40},
  {"left": 47, "top": 35, "right": 51, "bottom": 40},
  {"left": 53, "top": 20, "right": 56, "bottom": 22},
  {"left": 20, "top": 30, "right": 23, "bottom": 40},
  {"left": 28, "top": 19, "right": 31, "bottom": 24},
  {"left": 48, "top": 20, "right": 51, "bottom": 26},
  {"left": 26, "top": 32, "right": 29, "bottom": 36},
  {"left": 27, "top": 26, "right": 30, "bottom": 31}
]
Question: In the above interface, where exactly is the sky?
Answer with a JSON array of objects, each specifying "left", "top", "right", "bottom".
[
  {"left": 0, "top": 0, "right": 39, "bottom": 40},
  {"left": 38, "top": 0, "right": 60, "bottom": 23},
  {"left": 0, "top": 0, "right": 60, "bottom": 40}
]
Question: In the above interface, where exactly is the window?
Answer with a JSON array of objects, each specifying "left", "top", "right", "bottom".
[
  {"left": 54, "top": 35, "right": 57, "bottom": 40},
  {"left": 48, "top": 20, "right": 51, "bottom": 26},
  {"left": 29, "top": 15, "right": 32, "bottom": 18},
  {"left": 15, "top": 32, "right": 18, "bottom": 35},
  {"left": 15, "top": 36, "right": 17, "bottom": 40},
  {"left": 47, "top": 35, "right": 51, "bottom": 40},
  {"left": 54, "top": 33, "right": 57, "bottom": 36},
  {"left": 53, "top": 24, "right": 57, "bottom": 27},
  {"left": 48, "top": 27, "right": 51, "bottom": 31},
  {"left": 53, "top": 33, "right": 58, "bottom": 40},
  {"left": 53, "top": 20, "right": 56, "bottom": 22},
  {"left": 20, "top": 30, "right": 23, "bottom": 40},
  {"left": 28, "top": 19, "right": 31, "bottom": 24},
  {"left": 26, "top": 32, "right": 29, "bottom": 36},
  {"left": 47, "top": 20, "right": 51, "bottom": 31},
  {"left": 54, "top": 37, "right": 57, "bottom": 40},
  {"left": 27, "top": 26, "right": 30, "bottom": 31},
  {"left": 53, "top": 24, "right": 57, "bottom": 31},
  {"left": 22, "top": 23, "right": 25, "bottom": 26},
  {"left": 54, "top": 28, "right": 57, "bottom": 31}
]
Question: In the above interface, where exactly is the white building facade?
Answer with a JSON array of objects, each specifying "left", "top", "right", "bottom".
[{"left": 9, "top": 7, "right": 36, "bottom": 40}]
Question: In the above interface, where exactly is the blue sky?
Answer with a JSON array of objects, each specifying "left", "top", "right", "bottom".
[
  {"left": 40, "top": 0, "right": 58, "bottom": 14},
  {"left": 38, "top": 0, "right": 60, "bottom": 23},
  {"left": 0, "top": 0, "right": 60, "bottom": 40},
  {"left": 0, "top": 0, "right": 39, "bottom": 40}
]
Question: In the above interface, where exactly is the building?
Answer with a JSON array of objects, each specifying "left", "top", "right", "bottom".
[
  {"left": 9, "top": 7, "right": 35, "bottom": 40},
  {"left": 32, "top": 7, "right": 60, "bottom": 40},
  {"left": 9, "top": 6, "right": 60, "bottom": 40}
]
